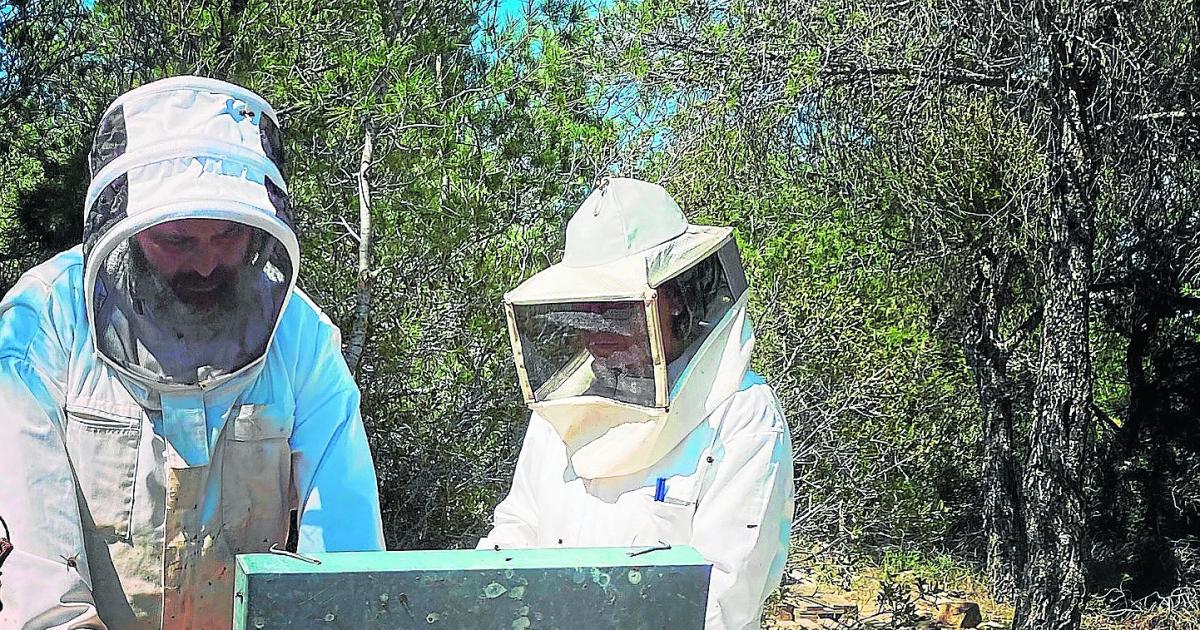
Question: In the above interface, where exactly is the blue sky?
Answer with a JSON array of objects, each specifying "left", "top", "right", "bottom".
[{"left": 495, "top": 0, "right": 525, "bottom": 26}]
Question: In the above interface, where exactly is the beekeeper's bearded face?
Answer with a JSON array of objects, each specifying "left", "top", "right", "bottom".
[{"left": 133, "top": 218, "right": 253, "bottom": 310}]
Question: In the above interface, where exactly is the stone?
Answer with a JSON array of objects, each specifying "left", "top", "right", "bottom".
[
  {"left": 929, "top": 599, "right": 983, "bottom": 628},
  {"left": 792, "top": 594, "right": 857, "bottom": 620}
]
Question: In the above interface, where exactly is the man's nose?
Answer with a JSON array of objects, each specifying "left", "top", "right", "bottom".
[{"left": 191, "top": 247, "right": 220, "bottom": 277}]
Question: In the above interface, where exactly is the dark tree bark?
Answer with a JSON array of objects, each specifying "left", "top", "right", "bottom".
[
  {"left": 1120, "top": 279, "right": 1155, "bottom": 454},
  {"left": 965, "top": 249, "right": 1025, "bottom": 603},
  {"left": 1014, "top": 4, "right": 1101, "bottom": 627}
]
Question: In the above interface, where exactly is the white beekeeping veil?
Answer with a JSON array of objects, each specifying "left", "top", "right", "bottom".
[
  {"left": 504, "top": 178, "right": 754, "bottom": 479},
  {"left": 82, "top": 76, "right": 299, "bottom": 392}
]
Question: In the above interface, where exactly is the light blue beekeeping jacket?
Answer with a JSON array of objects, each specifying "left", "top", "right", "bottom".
[{"left": 0, "top": 77, "right": 384, "bottom": 630}]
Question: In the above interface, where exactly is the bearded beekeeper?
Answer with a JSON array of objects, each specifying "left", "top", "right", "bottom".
[
  {"left": 480, "top": 178, "right": 795, "bottom": 629},
  {"left": 0, "top": 77, "right": 384, "bottom": 629}
]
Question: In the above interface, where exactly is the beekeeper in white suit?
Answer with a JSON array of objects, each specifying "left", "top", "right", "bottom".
[
  {"left": 480, "top": 177, "right": 795, "bottom": 629},
  {"left": 0, "top": 77, "right": 384, "bottom": 629}
]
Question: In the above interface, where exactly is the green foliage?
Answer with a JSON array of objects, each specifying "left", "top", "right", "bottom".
[{"left": 2, "top": 0, "right": 1198, "bottom": 616}]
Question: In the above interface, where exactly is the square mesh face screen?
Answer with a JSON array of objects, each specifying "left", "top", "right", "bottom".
[{"left": 233, "top": 546, "right": 711, "bottom": 629}]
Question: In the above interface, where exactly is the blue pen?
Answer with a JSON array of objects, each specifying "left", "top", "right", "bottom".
[{"left": 654, "top": 477, "right": 667, "bottom": 502}]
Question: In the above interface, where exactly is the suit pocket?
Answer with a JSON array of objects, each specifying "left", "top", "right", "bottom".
[
  {"left": 64, "top": 404, "right": 141, "bottom": 541},
  {"left": 220, "top": 403, "right": 293, "bottom": 553},
  {"left": 634, "top": 474, "right": 703, "bottom": 545},
  {"left": 640, "top": 500, "right": 697, "bottom": 545}
]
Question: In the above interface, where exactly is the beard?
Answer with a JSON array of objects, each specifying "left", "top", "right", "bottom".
[
  {"left": 126, "top": 241, "right": 259, "bottom": 340},
  {"left": 165, "top": 266, "right": 237, "bottom": 309},
  {"left": 93, "top": 234, "right": 287, "bottom": 383},
  {"left": 588, "top": 358, "right": 657, "bottom": 403},
  {"left": 586, "top": 342, "right": 657, "bottom": 404}
]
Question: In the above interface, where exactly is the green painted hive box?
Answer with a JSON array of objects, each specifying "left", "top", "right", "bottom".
[{"left": 233, "top": 546, "right": 711, "bottom": 629}]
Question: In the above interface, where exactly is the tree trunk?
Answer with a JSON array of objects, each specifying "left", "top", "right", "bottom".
[
  {"left": 1120, "top": 285, "right": 1153, "bottom": 453},
  {"left": 344, "top": 125, "right": 374, "bottom": 375},
  {"left": 1015, "top": 123, "right": 1094, "bottom": 629},
  {"left": 1014, "top": 6, "right": 1098, "bottom": 627},
  {"left": 966, "top": 249, "right": 1025, "bottom": 602}
]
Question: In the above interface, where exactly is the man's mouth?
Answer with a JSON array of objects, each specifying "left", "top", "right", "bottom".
[
  {"left": 170, "top": 273, "right": 232, "bottom": 306},
  {"left": 177, "top": 282, "right": 220, "bottom": 298},
  {"left": 182, "top": 282, "right": 217, "bottom": 292},
  {"left": 586, "top": 337, "right": 629, "bottom": 357}
]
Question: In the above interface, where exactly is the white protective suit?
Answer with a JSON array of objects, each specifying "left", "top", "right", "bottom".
[
  {"left": 481, "top": 178, "right": 795, "bottom": 629},
  {"left": 0, "top": 77, "right": 384, "bottom": 630}
]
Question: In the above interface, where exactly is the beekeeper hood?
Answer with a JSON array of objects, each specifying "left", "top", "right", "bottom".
[
  {"left": 82, "top": 77, "right": 298, "bottom": 399},
  {"left": 505, "top": 178, "right": 753, "bottom": 479}
]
